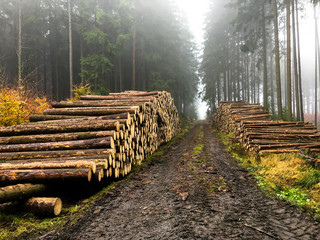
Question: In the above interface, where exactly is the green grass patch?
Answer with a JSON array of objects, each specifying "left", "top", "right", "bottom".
[{"left": 193, "top": 144, "right": 204, "bottom": 154}]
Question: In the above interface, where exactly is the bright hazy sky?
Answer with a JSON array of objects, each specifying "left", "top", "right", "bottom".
[{"left": 175, "top": 0, "right": 210, "bottom": 119}]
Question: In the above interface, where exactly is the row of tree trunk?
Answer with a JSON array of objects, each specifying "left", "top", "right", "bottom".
[
  {"left": 0, "top": 90, "right": 180, "bottom": 213},
  {"left": 213, "top": 101, "right": 320, "bottom": 154}
]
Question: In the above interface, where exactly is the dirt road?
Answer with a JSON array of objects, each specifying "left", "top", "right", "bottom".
[{"left": 44, "top": 121, "right": 320, "bottom": 240}]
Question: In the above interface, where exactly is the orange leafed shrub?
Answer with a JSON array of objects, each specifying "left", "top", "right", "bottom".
[
  {"left": 0, "top": 87, "right": 50, "bottom": 127},
  {"left": 23, "top": 96, "right": 50, "bottom": 120}
]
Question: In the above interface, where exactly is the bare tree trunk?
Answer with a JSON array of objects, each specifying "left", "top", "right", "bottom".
[
  {"left": 314, "top": 5, "right": 318, "bottom": 127},
  {"left": 68, "top": 0, "right": 73, "bottom": 98},
  {"left": 270, "top": 54, "right": 275, "bottom": 116},
  {"left": 286, "top": 0, "right": 292, "bottom": 121},
  {"left": 119, "top": 56, "right": 123, "bottom": 92},
  {"left": 292, "top": 0, "right": 300, "bottom": 121},
  {"left": 262, "top": 3, "right": 268, "bottom": 109},
  {"left": 273, "top": 0, "right": 283, "bottom": 119},
  {"left": 295, "top": 0, "right": 304, "bottom": 121},
  {"left": 18, "top": 0, "right": 22, "bottom": 98},
  {"left": 132, "top": 17, "right": 136, "bottom": 90},
  {"left": 80, "top": 36, "right": 84, "bottom": 84}
]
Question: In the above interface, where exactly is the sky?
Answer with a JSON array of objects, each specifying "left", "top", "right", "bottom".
[{"left": 174, "top": 0, "right": 210, "bottom": 119}]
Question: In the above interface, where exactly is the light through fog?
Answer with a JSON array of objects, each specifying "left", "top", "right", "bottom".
[
  {"left": 174, "top": 0, "right": 318, "bottom": 120},
  {"left": 174, "top": 0, "right": 210, "bottom": 120}
]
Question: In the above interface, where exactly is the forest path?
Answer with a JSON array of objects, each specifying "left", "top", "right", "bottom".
[{"left": 44, "top": 121, "right": 320, "bottom": 240}]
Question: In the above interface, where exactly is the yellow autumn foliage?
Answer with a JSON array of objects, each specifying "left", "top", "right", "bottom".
[
  {"left": 0, "top": 87, "right": 50, "bottom": 127},
  {"left": 69, "top": 83, "right": 92, "bottom": 101}
]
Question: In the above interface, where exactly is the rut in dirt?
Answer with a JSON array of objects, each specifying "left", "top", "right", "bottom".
[{"left": 44, "top": 121, "right": 320, "bottom": 240}]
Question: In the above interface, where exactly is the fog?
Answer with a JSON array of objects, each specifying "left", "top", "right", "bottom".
[
  {"left": 175, "top": 0, "right": 210, "bottom": 120},
  {"left": 177, "top": 0, "right": 320, "bottom": 122}
]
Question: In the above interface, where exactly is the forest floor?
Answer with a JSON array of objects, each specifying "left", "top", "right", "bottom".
[{"left": 41, "top": 121, "right": 320, "bottom": 240}]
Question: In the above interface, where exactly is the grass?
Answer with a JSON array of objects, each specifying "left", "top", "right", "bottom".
[
  {"left": 193, "top": 144, "right": 204, "bottom": 154},
  {"left": 213, "top": 128, "right": 320, "bottom": 220},
  {"left": 0, "top": 120, "right": 193, "bottom": 240}
]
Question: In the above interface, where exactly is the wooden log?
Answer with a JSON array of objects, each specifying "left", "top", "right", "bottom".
[
  {"left": 29, "top": 112, "right": 131, "bottom": 123},
  {"left": 51, "top": 100, "right": 146, "bottom": 109},
  {"left": 0, "top": 149, "right": 115, "bottom": 161},
  {"left": 25, "top": 197, "right": 62, "bottom": 216},
  {"left": 0, "top": 131, "right": 117, "bottom": 144},
  {"left": 0, "top": 120, "right": 119, "bottom": 136},
  {"left": 0, "top": 137, "right": 114, "bottom": 152},
  {"left": 0, "top": 159, "right": 102, "bottom": 173},
  {"left": 259, "top": 149, "right": 300, "bottom": 154},
  {"left": 80, "top": 95, "right": 156, "bottom": 101},
  {"left": 0, "top": 168, "right": 92, "bottom": 182},
  {"left": 0, "top": 183, "right": 47, "bottom": 203},
  {"left": 29, "top": 114, "right": 84, "bottom": 122},
  {"left": 43, "top": 106, "right": 138, "bottom": 116}
]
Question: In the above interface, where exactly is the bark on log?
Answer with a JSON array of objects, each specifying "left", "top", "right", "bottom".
[
  {"left": 43, "top": 107, "right": 138, "bottom": 116},
  {"left": 0, "top": 137, "right": 114, "bottom": 152},
  {"left": 0, "top": 131, "right": 117, "bottom": 144},
  {"left": 25, "top": 197, "right": 62, "bottom": 216},
  {"left": 29, "top": 112, "right": 131, "bottom": 124},
  {"left": 0, "top": 160, "right": 100, "bottom": 173},
  {"left": 0, "top": 149, "right": 115, "bottom": 161},
  {"left": 51, "top": 100, "right": 146, "bottom": 109},
  {"left": 29, "top": 114, "right": 84, "bottom": 122},
  {"left": 80, "top": 95, "right": 156, "bottom": 101},
  {"left": 0, "top": 120, "right": 119, "bottom": 136},
  {"left": 0, "top": 183, "right": 47, "bottom": 203},
  {"left": 0, "top": 168, "right": 92, "bottom": 182}
]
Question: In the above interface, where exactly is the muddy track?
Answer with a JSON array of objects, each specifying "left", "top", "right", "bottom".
[{"left": 43, "top": 121, "right": 320, "bottom": 240}]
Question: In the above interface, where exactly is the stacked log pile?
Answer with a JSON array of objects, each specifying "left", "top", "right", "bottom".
[
  {"left": 0, "top": 91, "right": 180, "bottom": 204},
  {"left": 214, "top": 101, "right": 320, "bottom": 154}
]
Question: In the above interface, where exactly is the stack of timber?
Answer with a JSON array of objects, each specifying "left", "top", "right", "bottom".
[
  {"left": 213, "top": 101, "right": 320, "bottom": 154},
  {"left": 0, "top": 90, "right": 180, "bottom": 204}
]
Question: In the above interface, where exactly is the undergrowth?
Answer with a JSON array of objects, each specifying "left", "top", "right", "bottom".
[
  {"left": 0, "top": 87, "right": 50, "bottom": 127},
  {"left": 213, "top": 128, "right": 320, "bottom": 220}
]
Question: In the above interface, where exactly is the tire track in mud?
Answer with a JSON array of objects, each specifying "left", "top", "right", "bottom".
[{"left": 43, "top": 121, "right": 320, "bottom": 240}]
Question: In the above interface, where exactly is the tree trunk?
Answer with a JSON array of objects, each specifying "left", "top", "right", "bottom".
[
  {"left": 292, "top": 0, "right": 301, "bottom": 121},
  {"left": 262, "top": 3, "right": 268, "bottom": 109},
  {"left": 132, "top": 17, "right": 136, "bottom": 90},
  {"left": 315, "top": 5, "right": 318, "bottom": 127},
  {"left": 68, "top": 0, "right": 73, "bottom": 98},
  {"left": 18, "top": 0, "right": 22, "bottom": 98},
  {"left": 273, "top": 0, "right": 283, "bottom": 119},
  {"left": 286, "top": 0, "right": 292, "bottom": 121},
  {"left": 295, "top": 0, "right": 304, "bottom": 121}
]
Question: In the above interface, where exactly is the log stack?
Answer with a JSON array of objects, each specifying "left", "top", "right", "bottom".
[
  {"left": 0, "top": 91, "right": 180, "bottom": 204},
  {"left": 213, "top": 101, "right": 320, "bottom": 154}
]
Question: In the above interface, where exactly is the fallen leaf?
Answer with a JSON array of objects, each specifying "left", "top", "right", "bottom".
[{"left": 179, "top": 192, "right": 189, "bottom": 201}]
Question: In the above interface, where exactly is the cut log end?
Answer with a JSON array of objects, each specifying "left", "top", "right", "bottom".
[{"left": 25, "top": 197, "right": 62, "bottom": 216}]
